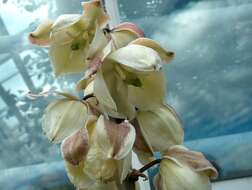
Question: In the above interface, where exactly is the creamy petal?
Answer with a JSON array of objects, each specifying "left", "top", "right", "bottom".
[
  {"left": 108, "top": 44, "right": 162, "bottom": 73},
  {"left": 130, "top": 38, "right": 174, "bottom": 63},
  {"left": 52, "top": 14, "right": 85, "bottom": 33},
  {"left": 42, "top": 99, "right": 89, "bottom": 143},
  {"left": 136, "top": 104, "right": 184, "bottom": 152},
  {"left": 128, "top": 71, "right": 166, "bottom": 110},
  {"left": 96, "top": 115, "right": 136, "bottom": 160},
  {"left": 110, "top": 30, "right": 139, "bottom": 49},
  {"left": 49, "top": 42, "right": 88, "bottom": 76},
  {"left": 93, "top": 60, "right": 135, "bottom": 119},
  {"left": 102, "top": 64, "right": 136, "bottom": 119},
  {"left": 93, "top": 68, "right": 117, "bottom": 113}
]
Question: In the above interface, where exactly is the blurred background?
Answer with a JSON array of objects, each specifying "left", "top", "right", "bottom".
[{"left": 0, "top": 0, "right": 252, "bottom": 189}]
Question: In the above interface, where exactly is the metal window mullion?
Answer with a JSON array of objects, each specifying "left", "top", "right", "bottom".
[{"left": 104, "top": 0, "right": 120, "bottom": 27}]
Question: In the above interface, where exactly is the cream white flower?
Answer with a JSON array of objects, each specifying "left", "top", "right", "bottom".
[
  {"left": 154, "top": 146, "right": 218, "bottom": 190},
  {"left": 61, "top": 114, "right": 133, "bottom": 187},
  {"left": 29, "top": 0, "right": 109, "bottom": 76},
  {"left": 133, "top": 104, "right": 184, "bottom": 164}
]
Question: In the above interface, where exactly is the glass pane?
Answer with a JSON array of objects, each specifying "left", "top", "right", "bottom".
[{"left": 118, "top": 0, "right": 252, "bottom": 182}]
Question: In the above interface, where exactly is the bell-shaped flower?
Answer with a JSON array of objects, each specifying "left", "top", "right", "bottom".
[
  {"left": 154, "top": 146, "right": 218, "bottom": 190},
  {"left": 29, "top": 0, "right": 109, "bottom": 76},
  {"left": 104, "top": 38, "right": 174, "bottom": 110},
  {"left": 62, "top": 115, "right": 133, "bottom": 186},
  {"left": 133, "top": 104, "right": 184, "bottom": 164},
  {"left": 83, "top": 116, "right": 134, "bottom": 182}
]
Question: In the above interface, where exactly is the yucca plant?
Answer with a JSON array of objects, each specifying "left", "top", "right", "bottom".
[{"left": 28, "top": 0, "right": 218, "bottom": 189}]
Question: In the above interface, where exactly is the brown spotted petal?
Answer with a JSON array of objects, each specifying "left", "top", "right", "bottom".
[
  {"left": 96, "top": 115, "right": 136, "bottom": 160},
  {"left": 61, "top": 127, "right": 89, "bottom": 165},
  {"left": 164, "top": 145, "right": 218, "bottom": 179}
]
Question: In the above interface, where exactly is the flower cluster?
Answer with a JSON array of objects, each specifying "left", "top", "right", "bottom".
[{"left": 29, "top": 0, "right": 218, "bottom": 189}]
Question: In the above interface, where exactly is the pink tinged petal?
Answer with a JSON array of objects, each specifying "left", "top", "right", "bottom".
[
  {"left": 83, "top": 41, "right": 113, "bottom": 81},
  {"left": 112, "top": 22, "right": 145, "bottom": 37},
  {"left": 164, "top": 146, "right": 218, "bottom": 179},
  {"left": 85, "top": 55, "right": 103, "bottom": 78},
  {"left": 61, "top": 127, "right": 89, "bottom": 165},
  {"left": 96, "top": 115, "right": 136, "bottom": 160},
  {"left": 29, "top": 20, "right": 53, "bottom": 46}
]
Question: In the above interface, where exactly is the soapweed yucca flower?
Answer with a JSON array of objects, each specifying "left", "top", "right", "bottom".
[
  {"left": 29, "top": 0, "right": 108, "bottom": 75},
  {"left": 133, "top": 104, "right": 184, "bottom": 164},
  {"left": 154, "top": 146, "right": 218, "bottom": 190}
]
